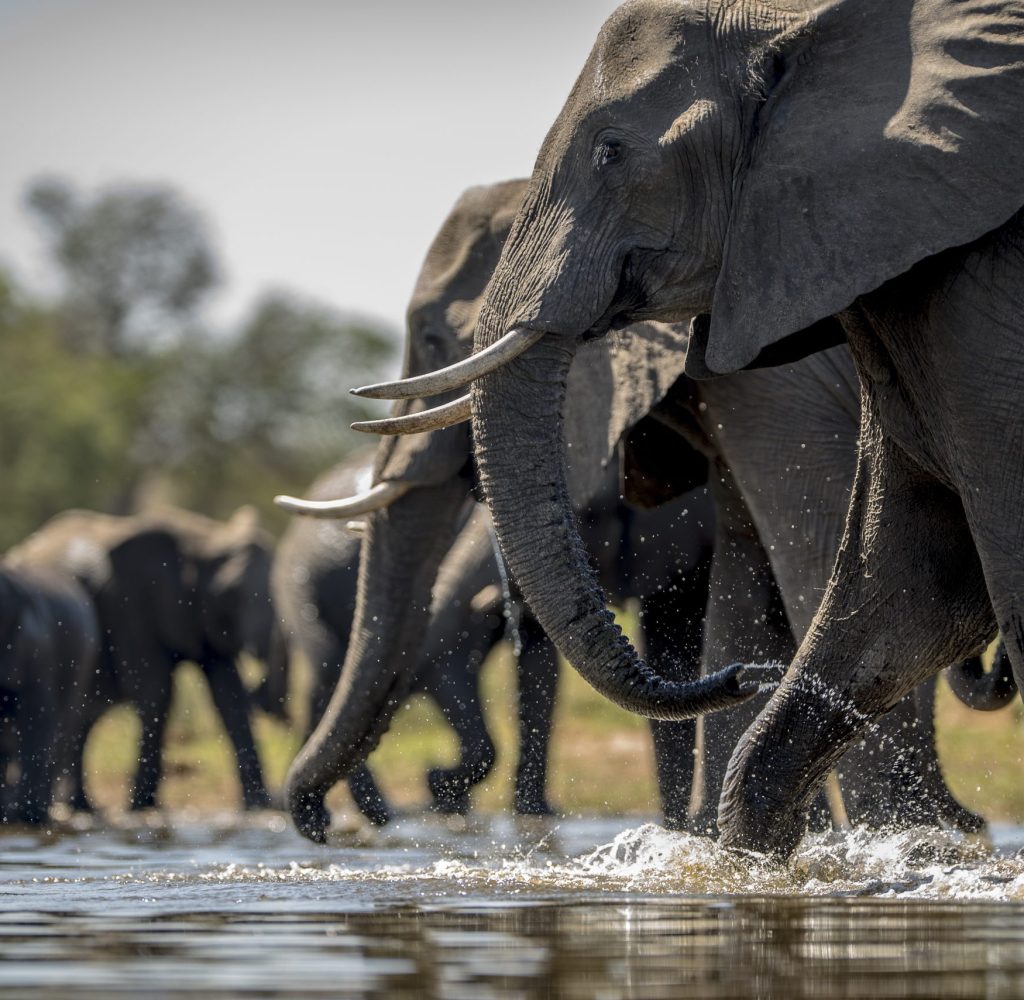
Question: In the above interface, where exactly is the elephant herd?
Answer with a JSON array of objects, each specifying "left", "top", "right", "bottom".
[
  {"left": 278, "top": 0, "right": 1024, "bottom": 858},
  {"left": 4, "top": 1, "right": 1022, "bottom": 863}
]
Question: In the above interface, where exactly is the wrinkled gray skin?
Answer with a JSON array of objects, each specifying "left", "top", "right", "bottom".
[
  {"left": 287, "top": 178, "right": 981, "bottom": 843},
  {"left": 642, "top": 349, "right": 981, "bottom": 834},
  {"left": 0, "top": 565, "right": 98, "bottom": 824},
  {"left": 285, "top": 180, "right": 724, "bottom": 842},
  {"left": 273, "top": 456, "right": 514, "bottom": 823},
  {"left": 458, "top": 0, "right": 1024, "bottom": 855},
  {"left": 7, "top": 507, "right": 275, "bottom": 811},
  {"left": 276, "top": 450, "right": 713, "bottom": 826}
]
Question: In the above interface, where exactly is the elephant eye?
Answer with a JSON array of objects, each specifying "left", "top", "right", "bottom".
[{"left": 596, "top": 139, "right": 623, "bottom": 168}]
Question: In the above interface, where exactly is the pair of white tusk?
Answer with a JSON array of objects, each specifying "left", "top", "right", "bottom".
[
  {"left": 352, "top": 327, "right": 543, "bottom": 401},
  {"left": 273, "top": 480, "right": 410, "bottom": 519},
  {"left": 347, "top": 327, "right": 543, "bottom": 437},
  {"left": 351, "top": 394, "right": 471, "bottom": 436}
]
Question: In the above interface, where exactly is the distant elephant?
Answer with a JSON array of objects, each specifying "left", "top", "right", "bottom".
[
  {"left": 277, "top": 445, "right": 714, "bottom": 828},
  {"left": 283, "top": 179, "right": 978, "bottom": 843},
  {"left": 377, "top": 1, "right": 1024, "bottom": 855},
  {"left": 7, "top": 506, "right": 275, "bottom": 812},
  {"left": 0, "top": 565, "right": 98, "bottom": 824}
]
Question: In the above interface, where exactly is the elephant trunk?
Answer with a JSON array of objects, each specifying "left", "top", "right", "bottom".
[
  {"left": 945, "top": 647, "right": 1017, "bottom": 711},
  {"left": 285, "top": 478, "right": 467, "bottom": 842},
  {"left": 471, "top": 332, "right": 769, "bottom": 720}
]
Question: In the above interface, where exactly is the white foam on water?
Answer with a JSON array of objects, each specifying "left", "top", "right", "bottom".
[{"left": 106, "top": 822, "right": 1024, "bottom": 901}]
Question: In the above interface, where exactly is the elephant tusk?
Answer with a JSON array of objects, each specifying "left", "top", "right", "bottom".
[
  {"left": 273, "top": 481, "right": 410, "bottom": 519},
  {"left": 345, "top": 520, "right": 366, "bottom": 535},
  {"left": 350, "top": 327, "right": 544, "bottom": 400},
  {"left": 351, "top": 394, "right": 470, "bottom": 436}
]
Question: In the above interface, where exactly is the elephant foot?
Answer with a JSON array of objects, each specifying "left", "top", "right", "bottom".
[
  {"left": 68, "top": 792, "right": 94, "bottom": 814},
  {"left": 288, "top": 787, "right": 331, "bottom": 844},
  {"left": 939, "top": 801, "right": 987, "bottom": 835},
  {"left": 427, "top": 768, "right": 472, "bottom": 815}
]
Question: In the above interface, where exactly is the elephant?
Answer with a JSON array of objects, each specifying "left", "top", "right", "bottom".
[
  {"left": 369, "top": 1, "right": 1024, "bottom": 855},
  {"left": 276, "top": 444, "right": 715, "bottom": 827},
  {"left": 0, "top": 565, "right": 99, "bottom": 824},
  {"left": 6, "top": 506, "right": 276, "bottom": 812},
  {"left": 280, "top": 179, "right": 729, "bottom": 841},
  {"left": 272, "top": 455, "right": 511, "bottom": 823},
  {"left": 283, "top": 178, "right": 980, "bottom": 843}
]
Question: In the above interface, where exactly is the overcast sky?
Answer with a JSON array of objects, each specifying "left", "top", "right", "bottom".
[{"left": 0, "top": 0, "right": 620, "bottom": 339}]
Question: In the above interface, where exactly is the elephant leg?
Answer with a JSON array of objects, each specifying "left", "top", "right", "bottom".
[
  {"left": 641, "top": 555, "right": 710, "bottom": 830},
  {"left": 838, "top": 678, "right": 984, "bottom": 833},
  {"left": 130, "top": 669, "right": 174, "bottom": 811},
  {"left": 691, "top": 466, "right": 805, "bottom": 837},
  {"left": 203, "top": 656, "right": 271, "bottom": 810},
  {"left": 62, "top": 699, "right": 104, "bottom": 812},
  {"left": 424, "top": 652, "right": 498, "bottom": 816},
  {"left": 301, "top": 633, "right": 346, "bottom": 741},
  {"left": 346, "top": 764, "right": 392, "bottom": 825},
  {"left": 513, "top": 615, "right": 558, "bottom": 816},
  {"left": 14, "top": 682, "right": 56, "bottom": 825},
  {"left": 719, "top": 409, "right": 996, "bottom": 856}
]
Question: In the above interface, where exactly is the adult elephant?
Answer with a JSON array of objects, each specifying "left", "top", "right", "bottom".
[
  {"left": 281, "top": 180, "right": 728, "bottom": 842},
  {"left": 0, "top": 565, "right": 99, "bottom": 824},
  {"left": 7, "top": 506, "right": 276, "bottom": 812},
  {"left": 276, "top": 450, "right": 712, "bottom": 826},
  {"left": 286, "top": 180, "right": 977, "bottom": 842},
  {"left": 368, "top": 1, "right": 1024, "bottom": 855}
]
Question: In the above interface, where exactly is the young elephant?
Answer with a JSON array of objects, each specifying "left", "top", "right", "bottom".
[
  {"left": 0, "top": 565, "right": 99, "bottom": 825},
  {"left": 7, "top": 506, "right": 275, "bottom": 812},
  {"left": 275, "top": 449, "right": 713, "bottom": 825}
]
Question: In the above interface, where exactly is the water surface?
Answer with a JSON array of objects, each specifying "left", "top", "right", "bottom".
[{"left": 3, "top": 814, "right": 1024, "bottom": 997}]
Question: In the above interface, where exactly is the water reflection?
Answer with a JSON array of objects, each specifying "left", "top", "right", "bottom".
[
  {"left": 4, "top": 899, "right": 1024, "bottom": 999},
  {"left": 1, "top": 816, "right": 1024, "bottom": 998}
]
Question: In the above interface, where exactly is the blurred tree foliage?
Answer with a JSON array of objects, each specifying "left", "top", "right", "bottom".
[
  {"left": 26, "top": 177, "right": 219, "bottom": 357},
  {"left": 0, "top": 179, "right": 395, "bottom": 549}
]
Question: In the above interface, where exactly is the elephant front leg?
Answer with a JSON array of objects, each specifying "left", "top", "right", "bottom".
[
  {"left": 203, "top": 656, "right": 271, "bottom": 810},
  {"left": 14, "top": 681, "right": 57, "bottom": 825},
  {"left": 130, "top": 667, "right": 174, "bottom": 811},
  {"left": 513, "top": 615, "right": 557, "bottom": 816},
  {"left": 346, "top": 765, "right": 392, "bottom": 825},
  {"left": 423, "top": 644, "right": 498, "bottom": 816},
  {"left": 719, "top": 415, "right": 996, "bottom": 857},
  {"left": 838, "top": 678, "right": 984, "bottom": 833},
  {"left": 691, "top": 467, "right": 807, "bottom": 837},
  {"left": 640, "top": 560, "right": 710, "bottom": 831}
]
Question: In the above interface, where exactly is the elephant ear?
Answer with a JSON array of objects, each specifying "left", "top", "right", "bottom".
[
  {"left": 563, "top": 321, "right": 691, "bottom": 506},
  {"left": 705, "top": 0, "right": 1024, "bottom": 374}
]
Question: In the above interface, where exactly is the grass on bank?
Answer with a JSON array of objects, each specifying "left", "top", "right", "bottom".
[{"left": 80, "top": 640, "right": 1024, "bottom": 825}]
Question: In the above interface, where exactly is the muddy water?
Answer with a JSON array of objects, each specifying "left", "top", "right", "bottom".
[{"left": 4, "top": 814, "right": 1024, "bottom": 997}]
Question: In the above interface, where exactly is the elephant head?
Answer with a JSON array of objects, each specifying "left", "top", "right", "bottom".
[
  {"left": 372, "top": 0, "right": 1024, "bottom": 733},
  {"left": 281, "top": 181, "right": 528, "bottom": 841},
  {"left": 282, "top": 174, "right": 753, "bottom": 841}
]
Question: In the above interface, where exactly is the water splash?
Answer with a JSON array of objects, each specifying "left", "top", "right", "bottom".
[{"left": 95, "top": 822, "right": 1024, "bottom": 901}]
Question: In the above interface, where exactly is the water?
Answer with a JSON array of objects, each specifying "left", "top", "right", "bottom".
[{"left": 4, "top": 813, "right": 1024, "bottom": 997}]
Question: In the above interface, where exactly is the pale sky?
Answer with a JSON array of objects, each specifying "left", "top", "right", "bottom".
[{"left": 0, "top": 0, "right": 621, "bottom": 341}]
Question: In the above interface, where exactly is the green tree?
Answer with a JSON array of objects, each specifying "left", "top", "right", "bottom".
[
  {"left": 142, "top": 291, "right": 395, "bottom": 524},
  {"left": 25, "top": 177, "right": 218, "bottom": 357},
  {"left": 0, "top": 270, "right": 156, "bottom": 547}
]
